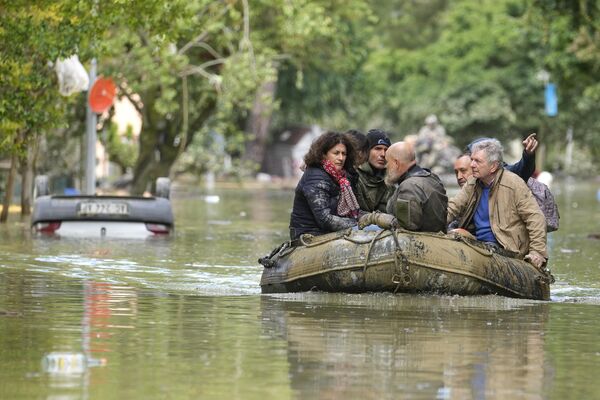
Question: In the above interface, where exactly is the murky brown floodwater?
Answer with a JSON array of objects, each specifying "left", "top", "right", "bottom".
[{"left": 0, "top": 179, "right": 599, "bottom": 399}]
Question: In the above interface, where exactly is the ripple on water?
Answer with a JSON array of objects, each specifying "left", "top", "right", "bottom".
[
  {"left": 29, "top": 254, "right": 263, "bottom": 296},
  {"left": 550, "top": 283, "right": 600, "bottom": 303}
]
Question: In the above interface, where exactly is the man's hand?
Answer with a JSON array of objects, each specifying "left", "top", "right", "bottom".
[
  {"left": 524, "top": 252, "right": 546, "bottom": 270},
  {"left": 358, "top": 212, "right": 398, "bottom": 230},
  {"left": 358, "top": 213, "right": 374, "bottom": 229},
  {"left": 523, "top": 133, "right": 539, "bottom": 155},
  {"left": 373, "top": 213, "right": 398, "bottom": 230}
]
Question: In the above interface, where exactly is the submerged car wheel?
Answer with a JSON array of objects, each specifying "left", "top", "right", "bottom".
[
  {"left": 34, "top": 175, "right": 50, "bottom": 198},
  {"left": 155, "top": 177, "right": 171, "bottom": 199}
]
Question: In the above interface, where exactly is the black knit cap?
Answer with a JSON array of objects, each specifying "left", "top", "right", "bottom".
[{"left": 366, "top": 129, "right": 391, "bottom": 150}]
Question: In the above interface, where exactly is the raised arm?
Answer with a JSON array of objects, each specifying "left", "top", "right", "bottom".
[{"left": 506, "top": 133, "right": 538, "bottom": 182}]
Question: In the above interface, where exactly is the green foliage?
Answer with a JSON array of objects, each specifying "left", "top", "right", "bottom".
[
  {"left": 528, "top": 0, "right": 600, "bottom": 168},
  {"left": 4, "top": 0, "right": 600, "bottom": 182},
  {"left": 100, "top": 123, "right": 138, "bottom": 173},
  {"left": 35, "top": 95, "right": 86, "bottom": 184},
  {"left": 271, "top": 0, "right": 376, "bottom": 131},
  {"left": 167, "top": 0, "right": 376, "bottom": 177},
  {"left": 0, "top": 0, "right": 184, "bottom": 154},
  {"left": 359, "top": 0, "right": 544, "bottom": 148},
  {"left": 370, "top": 0, "right": 450, "bottom": 49}
]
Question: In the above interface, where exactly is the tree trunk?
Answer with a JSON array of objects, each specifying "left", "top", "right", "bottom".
[
  {"left": 131, "top": 93, "right": 217, "bottom": 195},
  {"left": 20, "top": 135, "right": 38, "bottom": 216},
  {"left": 244, "top": 79, "right": 277, "bottom": 169},
  {"left": 0, "top": 153, "right": 18, "bottom": 223},
  {"left": 130, "top": 138, "right": 157, "bottom": 195},
  {"left": 131, "top": 126, "right": 186, "bottom": 195}
]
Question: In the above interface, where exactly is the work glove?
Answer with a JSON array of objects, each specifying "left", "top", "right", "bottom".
[
  {"left": 524, "top": 251, "right": 546, "bottom": 270},
  {"left": 357, "top": 212, "right": 374, "bottom": 229},
  {"left": 358, "top": 212, "right": 398, "bottom": 230}
]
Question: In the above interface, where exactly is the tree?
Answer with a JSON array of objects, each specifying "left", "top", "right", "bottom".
[
  {"left": 359, "top": 0, "right": 546, "bottom": 149},
  {"left": 96, "top": 0, "right": 375, "bottom": 193},
  {"left": 528, "top": 0, "right": 600, "bottom": 168},
  {"left": 0, "top": 0, "right": 186, "bottom": 219}
]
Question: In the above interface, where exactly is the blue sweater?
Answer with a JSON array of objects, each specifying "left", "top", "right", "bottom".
[{"left": 474, "top": 185, "right": 497, "bottom": 243}]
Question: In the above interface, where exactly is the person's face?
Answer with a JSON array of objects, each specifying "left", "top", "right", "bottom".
[
  {"left": 384, "top": 163, "right": 400, "bottom": 186},
  {"left": 470, "top": 150, "right": 498, "bottom": 182},
  {"left": 384, "top": 153, "right": 407, "bottom": 186},
  {"left": 368, "top": 145, "right": 388, "bottom": 170},
  {"left": 454, "top": 155, "right": 472, "bottom": 187},
  {"left": 324, "top": 143, "right": 347, "bottom": 172}
]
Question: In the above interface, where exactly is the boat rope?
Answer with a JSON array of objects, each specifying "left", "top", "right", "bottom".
[
  {"left": 299, "top": 229, "right": 353, "bottom": 247},
  {"left": 453, "top": 233, "right": 494, "bottom": 257},
  {"left": 258, "top": 241, "right": 293, "bottom": 268},
  {"left": 362, "top": 229, "right": 386, "bottom": 278},
  {"left": 391, "top": 230, "right": 411, "bottom": 293},
  {"left": 537, "top": 267, "right": 555, "bottom": 284},
  {"left": 344, "top": 230, "right": 392, "bottom": 244}
]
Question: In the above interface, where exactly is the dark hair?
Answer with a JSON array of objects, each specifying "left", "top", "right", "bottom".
[
  {"left": 304, "top": 131, "right": 357, "bottom": 170},
  {"left": 345, "top": 129, "right": 368, "bottom": 165}
]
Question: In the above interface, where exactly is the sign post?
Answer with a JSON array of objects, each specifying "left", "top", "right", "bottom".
[
  {"left": 85, "top": 61, "right": 117, "bottom": 195},
  {"left": 85, "top": 59, "right": 97, "bottom": 195}
]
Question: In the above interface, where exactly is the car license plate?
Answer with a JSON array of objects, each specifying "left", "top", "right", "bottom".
[{"left": 78, "top": 202, "right": 129, "bottom": 216}]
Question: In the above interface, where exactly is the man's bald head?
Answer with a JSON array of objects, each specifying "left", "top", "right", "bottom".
[
  {"left": 384, "top": 141, "right": 417, "bottom": 186},
  {"left": 386, "top": 141, "right": 416, "bottom": 164}
]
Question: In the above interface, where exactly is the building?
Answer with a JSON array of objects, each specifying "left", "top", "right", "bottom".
[{"left": 262, "top": 125, "right": 322, "bottom": 179}]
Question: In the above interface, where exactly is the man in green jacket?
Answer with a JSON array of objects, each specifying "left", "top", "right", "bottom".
[
  {"left": 355, "top": 129, "right": 392, "bottom": 212},
  {"left": 384, "top": 141, "right": 448, "bottom": 232},
  {"left": 447, "top": 138, "right": 547, "bottom": 269}
]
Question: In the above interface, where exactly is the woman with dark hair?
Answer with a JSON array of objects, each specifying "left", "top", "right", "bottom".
[
  {"left": 289, "top": 131, "right": 360, "bottom": 240},
  {"left": 345, "top": 129, "right": 368, "bottom": 166}
]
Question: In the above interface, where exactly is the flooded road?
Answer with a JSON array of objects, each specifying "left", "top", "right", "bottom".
[{"left": 0, "top": 180, "right": 599, "bottom": 399}]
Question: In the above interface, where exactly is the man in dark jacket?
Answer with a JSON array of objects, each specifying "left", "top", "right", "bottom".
[
  {"left": 355, "top": 129, "right": 393, "bottom": 212},
  {"left": 384, "top": 141, "right": 448, "bottom": 232}
]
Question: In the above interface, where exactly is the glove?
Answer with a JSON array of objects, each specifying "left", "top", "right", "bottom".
[
  {"left": 358, "top": 212, "right": 398, "bottom": 230},
  {"left": 524, "top": 252, "right": 546, "bottom": 270},
  {"left": 373, "top": 213, "right": 398, "bottom": 230},
  {"left": 358, "top": 212, "right": 375, "bottom": 229}
]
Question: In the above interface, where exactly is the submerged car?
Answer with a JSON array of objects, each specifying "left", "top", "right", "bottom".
[{"left": 31, "top": 176, "right": 174, "bottom": 238}]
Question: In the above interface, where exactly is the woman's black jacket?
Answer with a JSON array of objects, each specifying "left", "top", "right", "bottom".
[{"left": 289, "top": 166, "right": 358, "bottom": 240}]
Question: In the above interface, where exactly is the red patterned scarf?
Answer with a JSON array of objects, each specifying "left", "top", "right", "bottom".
[{"left": 321, "top": 159, "right": 360, "bottom": 219}]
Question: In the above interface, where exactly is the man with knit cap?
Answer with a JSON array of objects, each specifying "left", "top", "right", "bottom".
[{"left": 355, "top": 129, "right": 393, "bottom": 212}]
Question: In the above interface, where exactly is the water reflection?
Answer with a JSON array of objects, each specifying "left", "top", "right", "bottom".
[
  {"left": 40, "top": 281, "right": 137, "bottom": 399},
  {"left": 1, "top": 181, "right": 600, "bottom": 399},
  {"left": 261, "top": 294, "right": 552, "bottom": 400}
]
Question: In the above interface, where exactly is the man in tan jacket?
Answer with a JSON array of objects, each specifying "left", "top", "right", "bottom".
[{"left": 447, "top": 138, "right": 547, "bottom": 269}]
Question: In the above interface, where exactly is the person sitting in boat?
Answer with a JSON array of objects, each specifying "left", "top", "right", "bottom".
[
  {"left": 289, "top": 131, "right": 360, "bottom": 240},
  {"left": 355, "top": 129, "right": 393, "bottom": 213},
  {"left": 447, "top": 138, "right": 548, "bottom": 270},
  {"left": 345, "top": 129, "right": 368, "bottom": 165},
  {"left": 450, "top": 133, "right": 559, "bottom": 233},
  {"left": 464, "top": 133, "right": 539, "bottom": 185},
  {"left": 369, "top": 141, "right": 448, "bottom": 233}
]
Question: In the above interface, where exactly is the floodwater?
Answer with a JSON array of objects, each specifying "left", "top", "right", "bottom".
[{"left": 0, "top": 179, "right": 599, "bottom": 400}]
